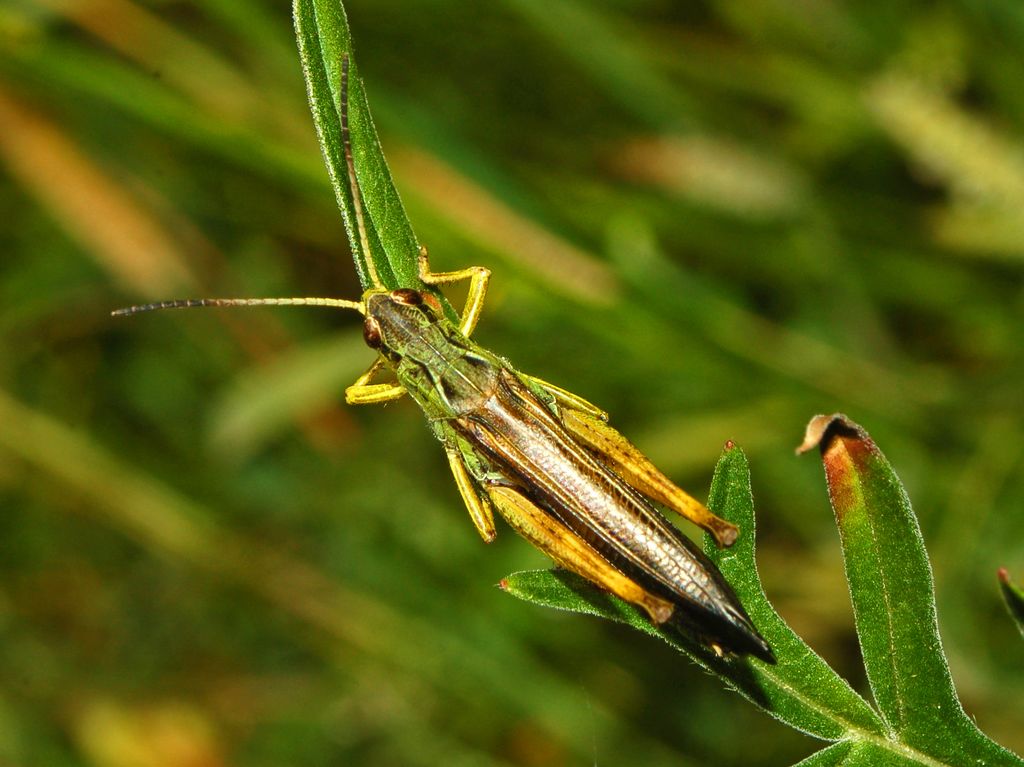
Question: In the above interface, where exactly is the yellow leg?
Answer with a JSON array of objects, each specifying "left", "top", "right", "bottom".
[
  {"left": 523, "top": 375, "right": 609, "bottom": 422},
  {"left": 418, "top": 245, "right": 490, "bottom": 337},
  {"left": 345, "top": 358, "right": 407, "bottom": 405},
  {"left": 446, "top": 449, "right": 497, "bottom": 543},
  {"left": 487, "top": 485, "right": 675, "bottom": 624},
  {"left": 559, "top": 409, "right": 739, "bottom": 548}
]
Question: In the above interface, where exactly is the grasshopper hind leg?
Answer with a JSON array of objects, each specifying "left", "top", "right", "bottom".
[
  {"left": 560, "top": 407, "right": 739, "bottom": 548},
  {"left": 520, "top": 375, "right": 738, "bottom": 547},
  {"left": 487, "top": 485, "right": 675, "bottom": 624}
]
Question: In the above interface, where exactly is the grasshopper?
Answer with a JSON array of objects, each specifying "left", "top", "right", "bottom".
[{"left": 115, "top": 58, "right": 774, "bottom": 664}]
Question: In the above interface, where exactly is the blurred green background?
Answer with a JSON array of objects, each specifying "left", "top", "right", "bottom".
[{"left": 2, "top": 1, "right": 1023, "bottom": 765}]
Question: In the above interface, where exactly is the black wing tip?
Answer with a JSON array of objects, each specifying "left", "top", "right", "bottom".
[
  {"left": 720, "top": 603, "right": 776, "bottom": 664},
  {"left": 719, "top": 625, "right": 776, "bottom": 664},
  {"left": 726, "top": 619, "right": 777, "bottom": 664},
  {"left": 669, "top": 603, "right": 777, "bottom": 664},
  {"left": 747, "top": 637, "right": 777, "bottom": 665}
]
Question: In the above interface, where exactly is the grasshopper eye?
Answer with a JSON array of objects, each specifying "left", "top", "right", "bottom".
[
  {"left": 390, "top": 288, "right": 422, "bottom": 306},
  {"left": 363, "top": 316, "right": 383, "bottom": 349}
]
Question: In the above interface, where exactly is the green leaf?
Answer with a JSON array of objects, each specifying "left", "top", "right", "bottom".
[
  {"left": 790, "top": 741, "right": 926, "bottom": 766},
  {"left": 701, "top": 447, "right": 885, "bottom": 739},
  {"left": 504, "top": 437, "right": 1024, "bottom": 765},
  {"left": 790, "top": 741, "right": 853, "bottom": 767},
  {"left": 505, "top": 445, "right": 884, "bottom": 741},
  {"left": 799, "top": 414, "right": 1020, "bottom": 765},
  {"left": 998, "top": 568, "right": 1024, "bottom": 639},
  {"left": 292, "top": 0, "right": 422, "bottom": 292},
  {"left": 792, "top": 741, "right": 923, "bottom": 767}
]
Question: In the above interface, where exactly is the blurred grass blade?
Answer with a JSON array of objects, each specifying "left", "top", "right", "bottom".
[
  {"left": 292, "top": 0, "right": 422, "bottom": 292},
  {"left": 0, "top": 386, "right": 678, "bottom": 765},
  {"left": 504, "top": 444, "right": 885, "bottom": 741},
  {"left": 0, "top": 83, "right": 196, "bottom": 297},
  {"left": 999, "top": 568, "right": 1024, "bottom": 639},
  {"left": 36, "top": 0, "right": 259, "bottom": 122},
  {"left": 208, "top": 330, "right": 368, "bottom": 461},
  {"left": 504, "top": 0, "right": 696, "bottom": 129},
  {"left": 798, "top": 414, "right": 1020, "bottom": 764},
  {"left": 388, "top": 145, "right": 620, "bottom": 306},
  {"left": 613, "top": 135, "right": 805, "bottom": 219},
  {"left": 6, "top": 39, "right": 328, "bottom": 192},
  {"left": 867, "top": 74, "right": 1024, "bottom": 210}
]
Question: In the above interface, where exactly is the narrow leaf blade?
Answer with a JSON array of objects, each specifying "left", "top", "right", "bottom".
[
  {"left": 827, "top": 742, "right": 921, "bottom": 767},
  {"left": 505, "top": 444, "right": 884, "bottom": 741},
  {"left": 790, "top": 742, "right": 853, "bottom": 767},
  {"left": 292, "top": 0, "right": 421, "bottom": 291},
  {"left": 799, "top": 414, "right": 1020, "bottom": 763},
  {"left": 702, "top": 446, "right": 884, "bottom": 739}
]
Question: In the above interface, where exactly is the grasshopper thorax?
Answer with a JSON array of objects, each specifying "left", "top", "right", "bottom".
[
  {"left": 361, "top": 288, "right": 447, "bottom": 361},
  {"left": 362, "top": 287, "right": 498, "bottom": 415}
]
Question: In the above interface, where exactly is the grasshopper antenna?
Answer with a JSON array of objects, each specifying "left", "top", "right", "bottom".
[
  {"left": 340, "top": 54, "right": 381, "bottom": 290},
  {"left": 112, "top": 297, "right": 364, "bottom": 318}
]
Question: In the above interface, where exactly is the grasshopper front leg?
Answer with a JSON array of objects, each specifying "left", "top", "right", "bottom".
[
  {"left": 345, "top": 358, "right": 407, "bottom": 405},
  {"left": 418, "top": 245, "right": 490, "bottom": 337}
]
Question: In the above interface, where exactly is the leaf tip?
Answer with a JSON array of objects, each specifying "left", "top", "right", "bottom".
[
  {"left": 795, "top": 413, "right": 873, "bottom": 455},
  {"left": 797, "top": 414, "right": 886, "bottom": 526},
  {"left": 724, "top": 438, "right": 736, "bottom": 450},
  {"left": 796, "top": 413, "right": 844, "bottom": 454},
  {"left": 998, "top": 567, "right": 1010, "bottom": 586},
  {"left": 498, "top": 577, "right": 510, "bottom": 591}
]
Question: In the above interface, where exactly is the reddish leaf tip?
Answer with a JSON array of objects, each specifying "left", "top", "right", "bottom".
[
  {"left": 797, "top": 414, "right": 881, "bottom": 525},
  {"left": 498, "top": 578, "right": 509, "bottom": 591},
  {"left": 724, "top": 439, "right": 736, "bottom": 450},
  {"left": 998, "top": 567, "right": 1011, "bottom": 585}
]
